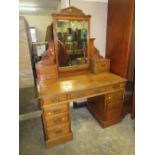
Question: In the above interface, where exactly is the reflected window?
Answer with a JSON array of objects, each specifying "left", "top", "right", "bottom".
[{"left": 30, "top": 27, "right": 37, "bottom": 42}]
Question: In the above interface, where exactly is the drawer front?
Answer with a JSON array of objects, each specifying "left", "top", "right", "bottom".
[
  {"left": 38, "top": 73, "right": 58, "bottom": 81},
  {"left": 70, "top": 91, "right": 86, "bottom": 99},
  {"left": 46, "top": 123, "right": 70, "bottom": 139},
  {"left": 107, "top": 101, "right": 123, "bottom": 110},
  {"left": 43, "top": 103, "right": 68, "bottom": 116},
  {"left": 106, "top": 83, "right": 126, "bottom": 91},
  {"left": 95, "top": 61, "right": 110, "bottom": 73},
  {"left": 70, "top": 87, "right": 107, "bottom": 99},
  {"left": 105, "top": 90, "right": 124, "bottom": 103},
  {"left": 37, "top": 65, "right": 57, "bottom": 75},
  {"left": 106, "top": 109, "right": 122, "bottom": 121},
  {"left": 44, "top": 112, "right": 69, "bottom": 127},
  {"left": 40, "top": 94, "right": 68, "bottom": 106},
  {"left": 94, "top": 60, "right": 110, "bottom": 73}
]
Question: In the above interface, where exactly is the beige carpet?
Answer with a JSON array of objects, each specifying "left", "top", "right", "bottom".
[{"left": 19, "top": 107, "right": 135, "bottom": 155}]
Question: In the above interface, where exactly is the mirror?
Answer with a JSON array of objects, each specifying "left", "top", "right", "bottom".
[{"left": 56, "top": 19, "right": 88, "bottom": 67}]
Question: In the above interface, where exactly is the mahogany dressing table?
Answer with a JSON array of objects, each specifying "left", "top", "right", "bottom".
[{"left": 35, "top": 7, "right": 127, "bottom": 147}]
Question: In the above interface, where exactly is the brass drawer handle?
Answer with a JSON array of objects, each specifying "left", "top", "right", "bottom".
[
  {"left": 47, "top": 112, "right": 52, "bottom": 116},
  {"left": 108, "top": 96, "right": 112, "bottom": 100}
]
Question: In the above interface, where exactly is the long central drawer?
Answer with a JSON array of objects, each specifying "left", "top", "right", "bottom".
[
  {"left": 70, "top": 83, "right": 125, "bottom": 100},
  {"left": 40, "top": 83, "right": 125, "bottom": 107}
]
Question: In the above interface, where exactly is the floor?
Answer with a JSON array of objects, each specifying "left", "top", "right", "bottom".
[{"left": 19, "top": 87, "right": 135, "bottom": 155}]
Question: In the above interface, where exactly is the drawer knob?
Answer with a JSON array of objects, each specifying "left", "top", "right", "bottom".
[
  {"left": 108, "top": 96, "right": 111, "bottom": 99},
  {"left": 62, "top": 117, "right": 65, "bottom": 121},
  {"left": 47, "top": 112, "right": 52, "bottom": 116}
]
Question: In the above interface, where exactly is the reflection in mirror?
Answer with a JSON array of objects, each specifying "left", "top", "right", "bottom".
[{"left": 56, "top": 20, "right": 88, "bottom": 67}]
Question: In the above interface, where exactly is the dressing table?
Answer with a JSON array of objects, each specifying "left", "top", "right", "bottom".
[{"left": 36, "top": 7, "right": 127, "bottom": 147}]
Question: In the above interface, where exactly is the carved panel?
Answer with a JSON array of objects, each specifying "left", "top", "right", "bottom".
[{"left": 59, "top": 6, "right": 85, "bottom": 16}]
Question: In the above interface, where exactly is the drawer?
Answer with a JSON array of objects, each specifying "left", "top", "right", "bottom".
[
  {"left": 95, "top": 61, "right": 110, "bottom": 73},
  {"left": 70, "top": 87, "right": 106, "bottom": 99},
  {"left": 107, "top": 100, "right": 123, "bottom": 110},
  {"left": 106, "top": 109, "right": 122, "bottom": 121},
  {"left": 106, "top": 83, "right": 126, "bottom": 91},
  {"left": 105, "top": 90, "right": 124, "bottom": 103},
  {"left": 40, "top": 94, "right": 68, "bottom": 105},
  {"left": 92, "top": 59, "right": 110, "bottom": 73},
  {"left": 43, "top": 103, "right": 68, "bottom": 116},
  {"left": 70, "top": 91, "right": 86, "bottom": 99},
  {"left": 36, "top": 64, "right": 58, "bottom": 75},
  {"left": 38, "top": 73, "right": 58, "bottom": 81},
  {"left": 88, "top": 87, "right": 107, "bottom": 95},
  {"left": 46, "top": 123, "right": 70, "bottom": 139},
  {"left": 44, "top": 112, "right": 69, "bottom": 127}
]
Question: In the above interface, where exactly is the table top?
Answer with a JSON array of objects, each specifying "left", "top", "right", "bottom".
[{"left": 37, "top": 72, "right": 126, "bottom": 98}]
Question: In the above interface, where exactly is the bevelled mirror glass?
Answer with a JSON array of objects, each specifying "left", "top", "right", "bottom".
[{"left": 56, "top": 19, "right": 89, "bottom": 67}]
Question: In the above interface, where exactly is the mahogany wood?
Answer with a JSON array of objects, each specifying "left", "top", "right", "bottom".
[
  {"left": 106, "top": 0, "right": 135, "bottom": 117},
  {"left": 106, "top": 0, "right": 135, "bottom": 78}
]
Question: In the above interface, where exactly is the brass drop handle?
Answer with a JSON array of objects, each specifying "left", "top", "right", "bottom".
[
  {"left": 108, "top": 96, "right": 112, "bottom": 100},
  {"left": 47, "top": 112, "right": 52, "bottom": 116}
]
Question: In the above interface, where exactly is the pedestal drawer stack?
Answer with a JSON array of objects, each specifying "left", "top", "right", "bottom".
[
  {"left": 40, "top": 99, "right": 73, "bottom": 147},
  {"left": 104, "top": 90, "right": 124, "bottom": 125},
  {"left": 87, "top": 88, "right": 125, "bottom": 127}
]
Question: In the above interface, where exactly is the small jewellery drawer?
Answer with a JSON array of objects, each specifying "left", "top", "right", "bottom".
[
  {"left": 46, "top": 123, "right": 70, "bottom": 139},
  {"left": 44, "top": 112, "right": 69, "bottom": 127},
  {"left": 106, "top": 109, "right": 122, "bottom": 121},
  {"left": 43, "top": 103, "right": 68, "bottom": 116},
  {"left": 106, "top": 83, "right": 126, "bottom": 91},
  {"left": 105, "top": 90, "right": 124, "bottom": 103},
  {"left": 40, "top": 94, "right": 68, "bottom": 105},
  {"left": 95, "top": 60, "right": 110, "bottom": 73},
  {"left": 107, "top": 101, "right": 123, "bottom": 110},
  {"left": 91, "top": 58, "right": 110, "bottom": 73},
  {"left": 36, "top": 65, "right": 58, "bottom": 75}
]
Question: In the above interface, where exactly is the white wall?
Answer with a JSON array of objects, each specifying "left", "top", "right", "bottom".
[
  {"left": 23, "top": 15, "right": 52, "bottom": 42},
  {"left": 71, "top": 0, "right": 108, "bottom": 57}
]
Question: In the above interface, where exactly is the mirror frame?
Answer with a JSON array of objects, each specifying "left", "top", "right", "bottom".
[{"left": 52, "top": 7, "right": 91, "bottom": 76}]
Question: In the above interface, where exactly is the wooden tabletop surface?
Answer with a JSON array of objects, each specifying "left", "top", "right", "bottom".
[{"left": 37, "top": 72, "right": 126, "bottom": 97}]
